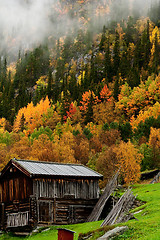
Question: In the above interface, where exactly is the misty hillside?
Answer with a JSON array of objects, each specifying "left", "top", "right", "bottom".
[
  {"left": 0, "top": 0, "right": 160, "bottom": 185},
  {"left": 1, "top": 0, "right": 159, "bottom": 59}
]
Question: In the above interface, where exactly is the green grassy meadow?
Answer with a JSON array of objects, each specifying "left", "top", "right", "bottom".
[
  {"left": 114, "top": 182, "right": 160, "bottom": 240},
  {"left": 0, "top": 182, "right": 160, "bottom": 240}
]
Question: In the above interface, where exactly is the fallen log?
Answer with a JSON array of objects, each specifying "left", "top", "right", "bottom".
[
  {"left": 150, "top": 171, "right": 160, "bottom": 184},
  {"left": 140, "top": 169, "right": 159, "bottom": 180},
  {"left": 86, "top": 171, "right": 119, "bottom": 222},
  {"left": 97, "top": 226, "right": 129, "bottom": 240},
  {"left": 101, "top": 189, "right": 136, "bottom": 227}
]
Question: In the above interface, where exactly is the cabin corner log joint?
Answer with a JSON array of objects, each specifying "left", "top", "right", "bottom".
[{"left": 0, "top": 159, "right": 103, "bottom": 230}]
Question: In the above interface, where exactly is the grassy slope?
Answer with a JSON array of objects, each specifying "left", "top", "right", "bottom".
[
  {"left": 0, "top": 182, "right": 160, "bottom": 240},
  {"left": 78, "top": 182, "right": 160, "bottom": 240},
  {"left": 0, "top": 221, "right": 103, "bottom": 240},
  {"left": 114, "top": 182, "right": 160, "bottom": 240}
]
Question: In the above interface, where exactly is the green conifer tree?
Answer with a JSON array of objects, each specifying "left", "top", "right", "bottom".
[
  {"left": 99, "top": 26, "right": 106, "bottom": 51},
  {"left": 104, "top": 38, "right": 113, "bottom": 82},
  {"left": 113, "top": 76, "right": 120, "bottom": 101},
  {"left": 47, "top": 69, "right": 53, "bottom": 100},
  {"left": 84, "top": 92, "right": 94, "bottom": 124},
  {"left": 113, "top": 31, "right": 120, "bottom": 75},
  {"left": 152, "top": 33, "right": 159, "bottom": 74}
]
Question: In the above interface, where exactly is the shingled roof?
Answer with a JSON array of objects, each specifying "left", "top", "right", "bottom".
[{"left": 0, "top": 158, "right": 103, "bottom": 179}]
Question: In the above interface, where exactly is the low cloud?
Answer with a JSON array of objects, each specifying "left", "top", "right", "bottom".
[{"left": 0, "top": 0, "right": 158, "bottom": 59}]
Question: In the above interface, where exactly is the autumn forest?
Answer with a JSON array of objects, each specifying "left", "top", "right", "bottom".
[{"left": 0, "top": 0, "right": 160, "bottom": 186}]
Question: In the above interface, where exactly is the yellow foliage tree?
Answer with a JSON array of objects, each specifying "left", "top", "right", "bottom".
[
  {"left": 148, "top": 127, "right": 160, "bottom": 168},
  {"left": 131, "top": 102, "right": 160, "bottom": 129},
  {"left": 10, "top": 136, "right": 31, "bottom": 160},
  {"left": 0, "top": 143, "right": 8, "bottom": 170},
  {"left": 0, "top": 118, "right": 7, "bottom": 130},
  {"left": 149, "top": 26, "right": 160, "bottom": 68},
  {"left": 135, "top": 17, "right": 154, "bottom": 35},
  {"left": 13, "top": 97, "right": 51, "bottom": 135},
  {"left": 42, "top": 106, "right": 61, "bottom": 130},
  {"left": 30, "top": 134, "right": 58, "bottom": 162},
  {"left": 115, "top": 140, "right": 142, "bottom": 185},
  {"left": 93, "top": 101, "right": 116, "bottom": 125},
  {"left": 54, "top": 132, "right": 76, "bottom": 163}
]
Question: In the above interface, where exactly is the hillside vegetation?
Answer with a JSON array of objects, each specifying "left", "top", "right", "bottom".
[{"left": 0, "top": 0, "right": 160, "bottom": 185}]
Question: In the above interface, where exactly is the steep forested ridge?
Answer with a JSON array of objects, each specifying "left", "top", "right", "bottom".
[{"left": 0, "top": 0, "right": 160, "bottom": 186}]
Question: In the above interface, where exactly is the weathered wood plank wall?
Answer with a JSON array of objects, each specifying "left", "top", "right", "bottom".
[
  {"left": 1, "top": 177, "right": 32, "bottom": 202},
  {"left": 35, "top": 198, "right": 97, "bottom": 225},
  {"left": 7, "top": 211, "right": 29, "bottom": 228},
  {"left": 33, "top": 179, "right": 100, "bottom": 200},
  {"left": 2, "top": 200, "right": 31, "bottom": 229},
  {"left": 0, "top": 168, "right": 33, "bottom": 203},
  {"left": 55, "top": 198, "right": 97, "bottom": 224}
]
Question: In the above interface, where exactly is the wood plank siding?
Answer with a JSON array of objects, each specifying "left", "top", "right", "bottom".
[
  {"left": 55, "top": 198, "right": 98, "bottom": 224},
  {"left": 0, "top": 168, "right": 32, "bottom": 203},
  {"left": 7, "top": 211, "right": 29, "bottom": 228},
  {"left": 33, "top": 178, "right": 100, "bottom": 199}
]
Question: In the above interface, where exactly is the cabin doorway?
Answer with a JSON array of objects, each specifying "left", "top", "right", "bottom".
[{"left": 38, "top": 200, "right": 54, "bottom": 224}]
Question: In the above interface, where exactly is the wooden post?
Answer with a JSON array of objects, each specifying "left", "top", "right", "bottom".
[
  {"left": 30, "top": 195, "right": 38, "bottom": 227},
  {"left": 53, "top": 198, "right": 56, "bottom": 224},
  {"left": 1, "top": 203, "right": 5, "bottom": 230}
]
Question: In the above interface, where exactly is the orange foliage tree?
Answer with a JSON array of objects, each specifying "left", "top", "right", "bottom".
[
  {"left": 64, "top": 101, "right": 81, "bottom": 124},
  {"left": 99, "top": 129, "right": 121, "bottom": 147},
  {"left": 80, "top": 90, "right": 100, "bottom": 112},
  {"left": 73, "top": 135, "right": 90, "bottom": 164},
  {"left": 95, "top": 146, "right": 118, "bottom": 187},
  {"left": 100, "top": 84, "right": 112, "bottom": 101}
]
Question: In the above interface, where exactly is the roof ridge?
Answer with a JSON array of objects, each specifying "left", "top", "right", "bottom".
[{"left": 14, "top": 158, "right": 84, "bottom": 166}]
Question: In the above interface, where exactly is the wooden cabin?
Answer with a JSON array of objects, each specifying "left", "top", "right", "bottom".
[{"left": 0, "top": 158, "right": 102, "bottom": 230}]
